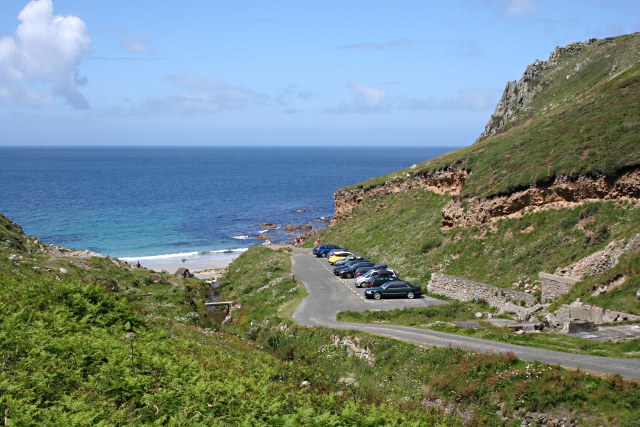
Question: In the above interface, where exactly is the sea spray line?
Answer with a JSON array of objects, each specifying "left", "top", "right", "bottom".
[{"left": 120, "top": 247, "right": 248, "bottom": 262}]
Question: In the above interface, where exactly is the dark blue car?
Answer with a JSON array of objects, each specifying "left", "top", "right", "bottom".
[{"left": 313, "top": 244, "right": 345, "bottom": 257}]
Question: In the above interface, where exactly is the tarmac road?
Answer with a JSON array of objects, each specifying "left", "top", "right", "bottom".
[{"left": 291, "top": 248, "right": 640, "bottom": 380}]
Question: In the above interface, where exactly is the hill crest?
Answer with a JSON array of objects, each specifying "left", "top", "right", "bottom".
[{"left": 334, "top": 32, "right": 640, "bottom": 226}]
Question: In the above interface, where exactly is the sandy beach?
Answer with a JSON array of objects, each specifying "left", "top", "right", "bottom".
[
  {"left": 121, "top": 250, "right": 243, "bottom": 280},
  {"left": 121, "top": 244, "right": 296, "bottom": 280}
]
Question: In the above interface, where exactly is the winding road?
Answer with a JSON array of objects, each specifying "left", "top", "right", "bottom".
[{"left": 291, "top": 248, "right": 640, "bottom": 380}]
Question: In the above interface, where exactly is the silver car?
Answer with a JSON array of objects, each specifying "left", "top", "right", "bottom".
[{"left": 355, "top": 268, "right": 396, "bottom": 288}]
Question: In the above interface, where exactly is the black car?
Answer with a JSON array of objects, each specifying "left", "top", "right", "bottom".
[
  {"left": 364, "top": 280, "right": 423, "bottom": 300},
  {"left": 339, "top": 261, "right": 375, "bottom": 279},
  {"left": 333, "top": 253, "right": 367, "bottom": 267},
  {"left": 333, "top": 260, "right": 365, "bottom": 275},
  {"left": 313, "top": 244, "right": 345, "bottom": 257}
]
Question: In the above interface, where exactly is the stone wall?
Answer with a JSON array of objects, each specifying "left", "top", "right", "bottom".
[
  {"left": 554, "top": 301, "right": 640, "bottom": 325},
  {"left": 428, "top": 273, "right": 535, "bottom": 310},
  {"left": 538, "top": 272, "right": 580, "bottom": 302}
]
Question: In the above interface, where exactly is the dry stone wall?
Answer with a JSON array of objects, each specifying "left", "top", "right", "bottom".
[
  {"left": 538, "top": 272, "right": 580, "bottom": 302},
  {"left": 428, "top": 273, "right": 535, "bottom": 310}
]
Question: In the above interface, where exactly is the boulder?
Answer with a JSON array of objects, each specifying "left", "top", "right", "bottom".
[
  {"left": 175, "top": 267, "right": 193, "bottom": 278},
  {"left": 543, "top": 313, "right": 559, "bottom": 328},
  {"left": 260, "top": 223, "right": 279, "bottom": 229},
  {"left": 561, "top": 320, "right": 596, "bottom": 334}
]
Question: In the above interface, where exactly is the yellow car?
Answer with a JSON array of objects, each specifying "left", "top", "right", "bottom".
[{"left": 328, "top": 251, "right": 352, "bottom": 265}]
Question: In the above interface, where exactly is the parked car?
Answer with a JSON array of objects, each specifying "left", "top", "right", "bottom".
[
  {"left": 364, "top": 280, "right": 423, "bottom": 300},
  {"left": 333, "top": 260, "right": 365, "bottom": 275},
  {"left": 355, "top": 268, "right": 396, "bottom": 287},
  {"left": 339, "top": 261, "right": 376, "bottom": 278},
  {"left": 326, "top": 248, "right": 347, "bottom": 259},
  {"left": 354, "top": 263, "right": 387, "bottom": 278},
  {"left": 313, "top": 244, "right": 345, "bottom": 257},
  {"left": 333, "top": 253, "right": 367, "bottom": 267},
  {"left": 328, "top": 251, "right": 352, "bottom": 265},
  {"left": 363, "top": 274, "right": 397, "bottom": 288}
]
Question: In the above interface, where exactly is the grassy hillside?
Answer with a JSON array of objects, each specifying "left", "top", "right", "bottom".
[
  {"left": 3, "top": 210, "right": 640, "bottom": 425},
  {"left": 347, "top": 33, "right": 640, "bottom": 198},
  {"left": 215, "top": 246, "right": 640, "bottom": 426},
  {"left": 0, "top": 214, "right": 454, "bottom": 425},
  {"left": 322, "top": 190, "right": 640, "bottom": 309}
]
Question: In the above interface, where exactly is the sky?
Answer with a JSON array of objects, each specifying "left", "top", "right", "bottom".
[{"left": 0, "top": 0, "right": 638, "bottom": 147}]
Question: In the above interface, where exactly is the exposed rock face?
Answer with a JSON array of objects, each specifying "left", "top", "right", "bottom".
[
  {"left": 333, "top": 166, "right": 469, "bottom": 223},
  {"left": 476, "top": 38, "right": 597, "bottom": 142},
  {"left": 441, "top": 168, "right": 640, "bottom": 228}
]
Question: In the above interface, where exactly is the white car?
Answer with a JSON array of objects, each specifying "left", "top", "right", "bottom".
[{"left": 354, "top": 268, "right": 396, "bottom": 288}]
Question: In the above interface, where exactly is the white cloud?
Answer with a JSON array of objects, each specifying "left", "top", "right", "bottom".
[
  {"left": 144, "top": 73, "right": 265, "bottom": 114},
  {"left": 326, "top": 82, "right": 388, "bottom": 114},
  {"left": 438, "top": 88, "right": 496, "bottom": 111},
  {"left": 336, "top": 38, "right": 414, "bottom": 50},
  {"left": 398, "top": 88, "right": 497, "bottom": 111},
  {"left": 503, "top": 0, "right": 537, "bottom": 16},
  {"left": 120, "top": 33, "right": 154, "bottom": 55},
  {"left": 0, "top": 0, "right": 91, "bottom": 109},
  {"left": 328, "top": 84, "right": 495, "bottom": 114},
  {"left": 275, "top": 84, "right": 318, "bottom": 106}
]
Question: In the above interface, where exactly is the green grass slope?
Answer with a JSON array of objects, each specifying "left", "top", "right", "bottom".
[
  {"left": 321, "top": 190, "right": 640, "bottom": 314},
  {"left": 0, "top": 214, "right": 454, "bottom": 425},
  {"left": 347, "top": 33, "right": 640, "bottom": 198},
  {"left": 214, "top": 246, "right": 640, "bottom": 425}
]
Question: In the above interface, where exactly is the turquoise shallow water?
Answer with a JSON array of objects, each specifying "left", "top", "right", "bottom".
[{"left": 0, "top": 146, "right": 453, "bottom": 259}]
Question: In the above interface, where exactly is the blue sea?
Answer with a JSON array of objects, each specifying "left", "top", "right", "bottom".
[{"left": 0, "top": 146, "right": 452, "bottom": 265}]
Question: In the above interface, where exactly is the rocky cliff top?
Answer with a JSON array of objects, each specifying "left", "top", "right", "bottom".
[{"left": 476, "top": 38, "right": 598, "bottom": 142}]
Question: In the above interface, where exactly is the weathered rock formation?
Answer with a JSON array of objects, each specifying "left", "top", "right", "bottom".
[
  {"left": 334, "top": 166, "right": 639, "bottom": 227},
  {"left": 333, "top": 166, "right": 469, "bottom": 223},
  {"left": 476, "top": 38, "right": 597, "bottom": 142},
  {"left": 554, "top": 300, "right": 640, "bottom": 325},
  {"left": 441, "top": 168, "right": 640, "bottom": 228}
]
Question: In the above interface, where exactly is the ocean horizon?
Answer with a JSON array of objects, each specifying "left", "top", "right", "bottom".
[{"left": 0, "top": 146, "right": 456, "bottom": 262}]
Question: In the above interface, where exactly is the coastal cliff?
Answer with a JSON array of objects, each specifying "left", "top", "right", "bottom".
[
  {"left": 333, "top": 33, "right": 640, "bottom": 228},
  {"left": 333, "top": 166, "right": 468, "bottom": 223},
  {"left": 476, "top": 38, "right": 597, "bottom": 142}
]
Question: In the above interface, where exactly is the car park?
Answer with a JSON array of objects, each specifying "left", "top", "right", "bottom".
[
  {"left": 364, "top": 280, "right": 423, "bottom": 300},
  {"left": 328, "top": 251, "right": 352, "bottom": 265},
  {"left": 313, "top": 244, "right": 345, "bottom": 257}
]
